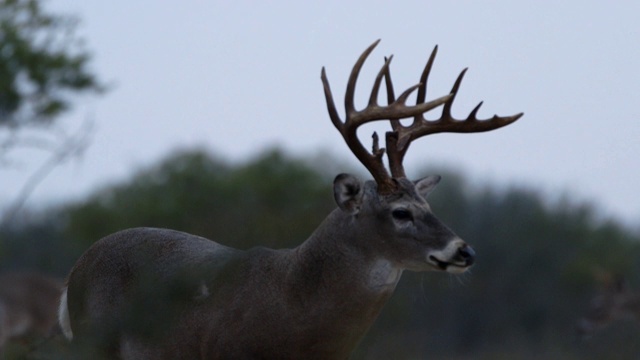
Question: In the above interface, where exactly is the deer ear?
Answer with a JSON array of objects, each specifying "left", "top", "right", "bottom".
[
  {"left": 333, "top": 173, "right": 364, "bottom": 214},
  {"left": 414, "top": 175, "right": 441, "bottom": 198}
]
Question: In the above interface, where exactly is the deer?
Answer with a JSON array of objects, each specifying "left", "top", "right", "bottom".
[
  {"left": 58, "top": 40, "right": 523, "bottom": 359},
  {"left": 577, "top": 273, "right": 640, "bottom": 340},
  {"left": 0, "top": 272, "right": 63, "bottom": 355}
]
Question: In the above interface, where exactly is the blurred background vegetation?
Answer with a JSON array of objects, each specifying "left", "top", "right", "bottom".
[
  {"left": 2, "top": 147, "right": 640, "bottom": 359},
  {"left": 2, "top": 1, "right": 640, "bottom": 359}
]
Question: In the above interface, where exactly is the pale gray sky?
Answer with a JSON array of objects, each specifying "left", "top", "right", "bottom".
[{"left": 3, "top": 1, "right": 639, "bottom": 226}]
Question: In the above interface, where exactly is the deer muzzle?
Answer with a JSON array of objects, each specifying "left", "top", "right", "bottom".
[{"left": 427, "top": 240, "right": 475, "bottom": 274}]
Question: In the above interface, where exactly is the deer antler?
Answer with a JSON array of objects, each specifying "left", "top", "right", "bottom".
[
  {"left": 383, "top": 45, "right": 523, "bottom": 178},
  {"left": 321, "top": 40, "right": 523, "bottom": 194},
  {"left": 321, "top": 40, "right": 451, "bottom": 194}
]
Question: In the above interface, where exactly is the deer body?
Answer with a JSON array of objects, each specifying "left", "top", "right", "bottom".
[
  {"left": 61, "top": 178, "right": 469, "bottom": 359},
  {"left": 60, "top": 40, "right": 522, "bottom": 359},
  {"left": 577, "top": 276, "right": 640, "bottom": 339}
]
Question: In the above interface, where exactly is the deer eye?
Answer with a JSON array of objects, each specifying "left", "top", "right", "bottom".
[{"left": 392, "top": 209, "right": 413, "bottom": 221}]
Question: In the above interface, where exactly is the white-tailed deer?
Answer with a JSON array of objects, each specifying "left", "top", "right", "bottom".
[
  {"left": 577, "top": 274, "right": 640, "bottom": 339},
  {"left": 0, "top": 272, "right": 63, "bottom": 354},
  {"left": 58, "top": 40, "right": 523, "bottom": 359}
]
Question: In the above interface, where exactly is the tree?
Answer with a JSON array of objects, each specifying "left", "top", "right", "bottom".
[
  {"left": 0, "top": 0, "right": 103, "bottom": 125},
  {"left": 62, "top": 147, "right": 335, "bottom": 251},
  {"left": 0, "top": 0, "right": 104, "bottom": 223},
  {"left": 4, "top": 147, "right": 640, "bottom": 358}
]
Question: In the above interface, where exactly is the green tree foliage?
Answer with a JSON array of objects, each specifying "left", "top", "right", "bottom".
[
  {"left": 0, "top": 0, "right": 103, "bottom": 126},
  {"left": 0, "top": 0, "right": 105, "bottom": 226},
  {"left": 63, "top": 147, "right": 335, "bottom": 251},
  {"left": 3, "top": 148, "right": 640, "bottom": 359}
]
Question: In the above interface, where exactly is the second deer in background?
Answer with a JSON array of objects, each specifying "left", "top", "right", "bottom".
[
  {"left": 0, "top": 272, "right": 62, "bottom": 355},
  {"left": 577, "top": 273, "right": 640, "bottom": 339}
]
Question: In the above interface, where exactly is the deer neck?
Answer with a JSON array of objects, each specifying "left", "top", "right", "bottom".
[
  {"left": 289, "top": 208, "right": 402, "bottom": 307},
  {"left": 268, "top": 209, "right": 400, "bottom": 353}
]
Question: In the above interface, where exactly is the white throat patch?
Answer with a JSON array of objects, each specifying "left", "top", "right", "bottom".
[{"left": 368, "top": 259, "right": 402, "bottom": 291}]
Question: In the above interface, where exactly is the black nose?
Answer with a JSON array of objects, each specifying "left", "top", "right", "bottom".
[{"left": 458, "top": 245, "right": 476, "bottom": 266}]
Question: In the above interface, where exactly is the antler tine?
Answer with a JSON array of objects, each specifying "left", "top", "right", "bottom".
[
  {"left": 382, "top": 56, "right": 400, "bottom": 132},
  {"left": 343, "top": 41, "right": 451, "bottom": 124},
  {"left": 383, "top": 48, "right": 447, "bottom": 178},
  {"left": 415, "top": 45, "right": 438, "bottom": 108},
  {"left": 345, "top": 39, "right": 382, "bottom": 116},
  {"left": 320, "top": 67, "right": 343, "bottom": 131},
  {"left": 368, "top": 55, "right": 393, "bottom": 107},
  {"left": 321, "top": 40, "right": 394, "bottom": 192},
  {"left": 381, "top": 57, "right": 405, "bottom": 178},
  {"left": 393, "top": 50, "right": 524, "bottom": 154}
]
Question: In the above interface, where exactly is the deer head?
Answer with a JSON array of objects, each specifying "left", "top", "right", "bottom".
[{"left": 320, "top": 40, "right": 522, "bottom": 273}]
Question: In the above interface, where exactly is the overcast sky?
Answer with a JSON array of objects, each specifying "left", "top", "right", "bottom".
[{"left": 2, "top": 1, "right": 639, "bottom": 227}]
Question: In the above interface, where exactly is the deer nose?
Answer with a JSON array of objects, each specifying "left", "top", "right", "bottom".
[{"left": 458, "top": 244, "right": 476, "bottom": 266}]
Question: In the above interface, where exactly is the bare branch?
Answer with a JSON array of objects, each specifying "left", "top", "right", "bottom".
[{"left": 1, "top": 117, "right": 94, "bottom": 226}]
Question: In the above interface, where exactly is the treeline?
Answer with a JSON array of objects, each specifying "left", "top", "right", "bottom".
[{"left": 1, "top": 147, "right": 639, "bottom": 359}]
